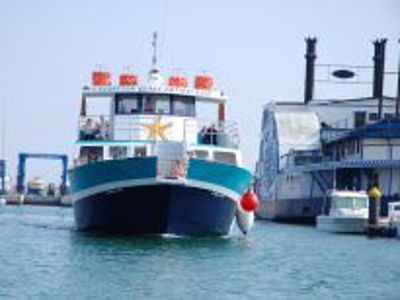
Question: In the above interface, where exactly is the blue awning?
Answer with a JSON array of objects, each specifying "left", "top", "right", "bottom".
[{"left": 322, "top": 119, "right": 400, "bottom": 143}]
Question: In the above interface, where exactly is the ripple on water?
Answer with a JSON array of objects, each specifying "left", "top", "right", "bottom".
[{"left": 1, "top": 206, "right": 400, "bottom": 299}]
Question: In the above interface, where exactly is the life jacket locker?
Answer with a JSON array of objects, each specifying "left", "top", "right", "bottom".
[
  {"left": 194, "top": 75, "right": 213, "bottom": 90},
  {"left": 119, "top": 74, "right": 139, "bottom": 86},
  {"left": 168, "top": 75, "right": 188, "bottom": 88},
  {"left": 92, "top": 71, "right": 111, "bottom": 86}
]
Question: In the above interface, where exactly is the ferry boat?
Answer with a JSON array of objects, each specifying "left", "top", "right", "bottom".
[
  {"left": 69, "top": 41, "right": 256, "bottom": 236},
  {"left": 255, "top": 38, "right": 400, "bottom": 222}
]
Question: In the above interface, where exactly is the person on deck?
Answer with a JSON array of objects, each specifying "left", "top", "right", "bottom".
[
  {"left": 207, "top": 125, "right": 219, "bottom": 145},
  {"left": 82, "top": 118, "right": 100, "bottom": 140}
]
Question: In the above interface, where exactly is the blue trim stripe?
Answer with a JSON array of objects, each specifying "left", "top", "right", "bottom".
[
  {"left": 70, "top": 157, "right": 157, "bottom": 192},
  {"left": 284, "top": 159, "right": 400, "bottom": 173},
  {"left": 70, "top": 157, "right": 252, "bottom": 198},
  {"left": 187, "top": 159, "right": 251, "bottom": 195}
]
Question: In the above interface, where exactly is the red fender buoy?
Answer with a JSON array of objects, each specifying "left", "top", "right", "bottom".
[{"left": 240, "top": 189, "right": 259, "bottom": 212}]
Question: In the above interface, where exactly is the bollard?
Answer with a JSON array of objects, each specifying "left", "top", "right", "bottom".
[{"left": 367, "top": 186, "right": 382, "bottom": 235}]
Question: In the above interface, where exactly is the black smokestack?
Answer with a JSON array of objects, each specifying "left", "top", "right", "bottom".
[
  {"left": 372, "top": 38, "right": 387, "bottom": 118},
  {"left": 304, "top": 37, "right": 317, "bottom": 105}
]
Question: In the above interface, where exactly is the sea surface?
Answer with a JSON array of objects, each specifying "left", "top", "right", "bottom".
[{"left": 0, "top": 206, "right": 399, "bottom": 300}]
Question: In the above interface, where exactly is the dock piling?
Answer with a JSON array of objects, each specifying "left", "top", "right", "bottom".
[{"left": 367, "top": 187, "right": 383, "bottom": 236}]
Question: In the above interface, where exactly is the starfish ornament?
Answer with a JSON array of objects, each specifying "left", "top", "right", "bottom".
[{"left": 142, "top": 115, "right": 172, "bottom": 140}]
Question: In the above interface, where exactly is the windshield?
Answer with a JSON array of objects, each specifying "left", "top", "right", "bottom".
[
  {"left": 332, "top": 196, "right": 368, "bottom": 209},
  {"left": 354, "top": 198, "right": 368, "bottom": 209},
  {"left": 115, "top": 93, "right": 195, "bottom": 116}
]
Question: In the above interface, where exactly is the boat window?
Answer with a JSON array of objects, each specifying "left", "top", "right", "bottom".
[
  {"left": 384, "top": 113, "right": 394, "bottom": 120},
  {"left": 354, "top": 198, "right": 368, "bottom": 209},
  {"left": 193, "top": 150, "right": 209, "bottom": 159},
  {"left": 143, "top": 95, "right": 171, "bottom": 114},
  {"left": 332, "top": 197, "right": 353, "bottom": 209},
  {"left": 356, "top": 139, "right": 361, "bottom": 153},
  {"left": 172, "top": 96, "right": 195, "bottom": 116},
  {"left": 346, "top": 140, "right": 357, "bottom": 155},
  {"left": 143, "top": 96, "right": 155, "bottom": 114},
  {"left": 369, "top": 112, "right": 379, "bottom": 121},
  {"left": 213, "top": 151, "right": 237, "bottom": 165},
  {"left": 332, "top": 197, "right": 367, "bottom": 209},
  {"left": 79, "top": 146, "right": 103, "bottom": 163},
  {"left": 134, "top": 146, "right": 147, "bottom": 157},
  {"left": 154, "top": 95, "right": 171, "bottom": 114},
  {"left": 354, "top": 111, "right": 366, "bottom": 128},
  {"left": 115, "top": 95, "right": 142, "bottom": 114},
  {"left": 109, "top": 146, "right": 128, "bottom": 159}
]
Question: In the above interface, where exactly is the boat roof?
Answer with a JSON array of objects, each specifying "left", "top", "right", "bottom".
[
  {"left": 82, "top": 85, "right": 227, "bottom": 104},
  {"left": 265, "top": 96, "right": 397, "bottom": 110},
  {"left": 328, "top": 190, "right": 368, "bottom": 198}
]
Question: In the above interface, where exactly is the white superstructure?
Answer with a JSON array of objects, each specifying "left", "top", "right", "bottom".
[{"left": 75, "top": 68, "right": 243, "bottom": 175}]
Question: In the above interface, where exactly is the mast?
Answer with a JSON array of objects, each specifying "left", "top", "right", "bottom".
[
  {"left": 151, "top": 31, "right": 158, "bottom": 69},
  {"left": 148, "top": 31, "right": 164, "bottom": 86}
]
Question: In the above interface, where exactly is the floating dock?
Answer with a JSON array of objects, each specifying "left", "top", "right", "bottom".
[{"left": 5, "top": 194, "right": 72, "bottom": 207}]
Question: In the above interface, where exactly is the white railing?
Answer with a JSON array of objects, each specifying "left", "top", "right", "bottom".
[
  {"left": 78, "top": 115, "right": 240, "bottom": 148},
  {"left": 78, "top": 115, "right": 111, "bottom": 141},
  {"left": 78, "top": 115, "right": 158, "bottom": 141},
  {"left": 184, "top": 118, "right": 240, "bottom": 148}
]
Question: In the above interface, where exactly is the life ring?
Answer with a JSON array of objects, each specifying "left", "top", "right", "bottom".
[{"left": 171, "top": 159, "right": 187, "bottom": 178}]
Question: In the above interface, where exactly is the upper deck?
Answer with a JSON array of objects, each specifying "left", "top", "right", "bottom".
[
  {"left": 77, "top": 69, "right": 239, "bottom": 149},
  {"left": 83, "top": 67, "right": 227, "bottom": 102}
]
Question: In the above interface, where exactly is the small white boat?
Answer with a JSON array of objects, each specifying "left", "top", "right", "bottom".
[
  {"left": 27, "top": 177, "right": 46, "bottom": 196},
  {"left": 388, "top": 202, "right": 400, "bottom": 238},
  {"left": 0, "top": 197, "right": 6, "bottom": 206},
  {"left": 317, "top": 190, "right": 369, "bottom": 233}
]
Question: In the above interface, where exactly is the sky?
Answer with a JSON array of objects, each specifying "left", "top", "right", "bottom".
[{"left": 0, "top": 0, "right": 399, "bottom": 184}]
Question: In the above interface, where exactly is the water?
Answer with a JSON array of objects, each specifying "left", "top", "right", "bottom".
[{"left": 0, "top": 206, "right": 399, "bottom": 300}]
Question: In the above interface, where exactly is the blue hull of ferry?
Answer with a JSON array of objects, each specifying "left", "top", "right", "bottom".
[
  {"left": 74, "top": 184, "right": 236, "bottom": 236},
  {"left": 70, "top": 157, "right": 251, "bottom": 236}
]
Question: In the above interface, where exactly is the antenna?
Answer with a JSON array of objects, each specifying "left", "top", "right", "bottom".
[{"left": 152, "top": 31, "right": 158, "bottom": 68}]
